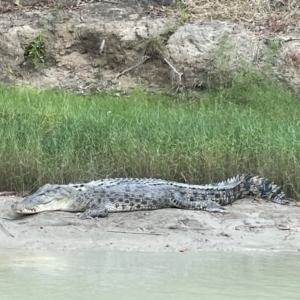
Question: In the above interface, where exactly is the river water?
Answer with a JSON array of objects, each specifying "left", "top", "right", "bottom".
[{"left": 0, "top": 250, "right": 299, "bottom": 300}]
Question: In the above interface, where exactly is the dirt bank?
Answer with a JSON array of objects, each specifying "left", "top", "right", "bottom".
[
  {"left": 1, "top": 1, "right": 300, "bottom": 93},
  {"left": 1, "top": 195, "right": 299, "bottom": 252}
]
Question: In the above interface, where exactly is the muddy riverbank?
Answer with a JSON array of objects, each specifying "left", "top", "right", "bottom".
[{"left": 1, "top": 196, "right": 299, "bottom": 252}]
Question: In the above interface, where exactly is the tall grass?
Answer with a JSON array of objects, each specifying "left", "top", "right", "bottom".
[{"left": 0, "top": 70, "right": 300, "bottom": 198}]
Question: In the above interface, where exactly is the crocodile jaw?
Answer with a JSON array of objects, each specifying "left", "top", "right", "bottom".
[
  {"left": 11, "top": 197, "right": 72, "bottom": 214},
  {"left": 11, "top": 184, "right": 79, "bottom": 214}
]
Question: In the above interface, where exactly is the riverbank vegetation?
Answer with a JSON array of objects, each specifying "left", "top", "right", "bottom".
[{"left": 0, "top": 69, "right": 300, "bottom": 199}]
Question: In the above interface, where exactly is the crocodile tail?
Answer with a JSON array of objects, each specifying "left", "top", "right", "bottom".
[{"left": 242, "top": 175, "right": 288, "bottom": 205}]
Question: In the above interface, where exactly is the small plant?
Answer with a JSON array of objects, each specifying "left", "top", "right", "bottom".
[
  {"left": 174, "top": 0, "right": 190, "bottom": 25},
  {"left": 164, "top": 22, "right": 177, "bottom": 36},
  {"left": 135, "top": 35, "right": 166, "bottom": 58},
  {"left": 23, "top": 33, "right": 46, "bottom": 68},
  {"left": 265, "top": 38, "right": 284, "bottom": 54},
  {"left": 52, "top": 0, "right": 65, "bottom": 18},
  {"left": 5, "top": 66, "right": 13, "bottom": 75},
  {"left": 264, "top": 38, "right": 284, "bottom": 67}
]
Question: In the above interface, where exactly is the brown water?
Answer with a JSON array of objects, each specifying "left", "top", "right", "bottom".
[{"left": 0, "top": 250, "right": 299, "bottom": 300}]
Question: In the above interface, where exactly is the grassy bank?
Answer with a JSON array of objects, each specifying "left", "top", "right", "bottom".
[{"left": 0, "top": 71, "right": 300, "bottom": 198}]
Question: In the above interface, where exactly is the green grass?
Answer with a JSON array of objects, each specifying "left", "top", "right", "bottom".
[{"left": 0, "top": 70, "right": 300, "bottom": 199}]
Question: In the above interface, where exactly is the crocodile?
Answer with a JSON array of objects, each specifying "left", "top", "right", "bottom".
[{"left": 11, "top": 174, "right": 288, "bottom": 219}]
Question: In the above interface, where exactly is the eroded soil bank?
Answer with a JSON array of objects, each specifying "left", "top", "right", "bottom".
[
  {"left": 1, "top": 196, "right": 300, "bottom": 252},
  {"left": 1, "top": 0, "right": 300, "bottom": 93}
]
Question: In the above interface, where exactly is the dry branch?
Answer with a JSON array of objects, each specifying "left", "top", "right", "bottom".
[
  {"left": 0, "top": 222, "right": 14, "bottom": 237},
  {"left": 107, "top": 230, "right": 169, "bottom": 236},
  {"left": 115, "top": 56, "right": 150, "bottom": 79},
  {"left": 164, "top": 58, "right": 183, "bottom": 81}
]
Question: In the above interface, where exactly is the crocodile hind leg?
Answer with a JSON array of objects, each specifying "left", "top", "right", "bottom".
[{"left": 170, "top": 192, "right": 228, "bottom": 213}]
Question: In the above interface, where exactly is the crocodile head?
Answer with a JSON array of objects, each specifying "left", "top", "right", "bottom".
[{"left": 11, "top": 184, "right": 83, "bottom": 214}]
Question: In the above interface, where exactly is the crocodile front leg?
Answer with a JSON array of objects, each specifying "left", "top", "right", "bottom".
[{"left": 77, "top": 202, "right": 109, "bottom": 219}]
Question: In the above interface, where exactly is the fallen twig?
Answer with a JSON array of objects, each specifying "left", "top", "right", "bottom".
[
  {"left": 164, "top": 58, "right": 183, "bottom": 82},
  {"left": 0, "top": 191, "right": 17, "bottom": 197},
  {"left": 115, "top": 56, "right": 150, "bottom": 79},
  {"left": 74, "top": 226, "right": 86, "bottom": 232},
  {"left": 99, "top": 39, "right": 105, "bottom": 54},
  {"left": 107, "top": 230, "right": 169, "bottom": 236},
  {"left": 278, "top": 225, "right": 290, "bottom": 230},
  {"left": 103, "top": 0, "right": 119, "bottom": 4},
  {"left": 283, "top": 38, "right": 300, "bottom": 43},
  {"left": 1, "top": 217, "right": 16, "bottom": 220},
  {"left": 0, "top": 222, "right": 14, "bottom": 237}
]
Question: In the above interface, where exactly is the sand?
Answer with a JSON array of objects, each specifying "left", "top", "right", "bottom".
[{"left": 1, "top": 196, "right": 299, "bottom": 253}]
